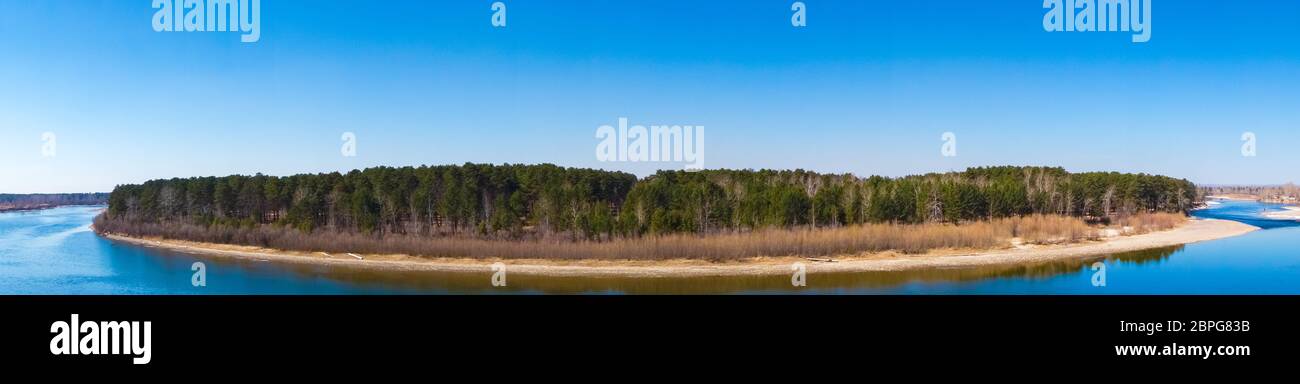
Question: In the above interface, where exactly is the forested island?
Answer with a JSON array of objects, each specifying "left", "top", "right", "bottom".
[
  {"left": 0, "top": 193, "right": 109, "bottom": 212},
  {"left": 95, "top": 164, "right": 1199, "bottom": 260}
]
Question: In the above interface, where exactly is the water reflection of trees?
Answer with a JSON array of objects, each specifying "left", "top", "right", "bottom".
[
  {"left": 170, "top": 246, "right": 1185, "bottom": 294},
  {"left": 1105, "top": 246, "right": 1181, "bottom": 266},
  {"left": 769, "top": 246, "right": 1183, "bottom": 291}
]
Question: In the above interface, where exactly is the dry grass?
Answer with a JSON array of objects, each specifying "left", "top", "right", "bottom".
[
  {"left": 99, "top": 214, "right": 1100, "bottom": 260},
  {"left": 96, "top": 213, "right": 1184, "bottom": 261},
  {"left": 1114, "top": 212, "right": 1187, "bottom": 235},
  {"left": 1003, "top": 214, "right": 1097, "bottom": 245}
]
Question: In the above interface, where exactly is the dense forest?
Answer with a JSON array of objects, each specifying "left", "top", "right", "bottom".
[
  {"left": 104, "top": 164, "right": 636, "bottom": 239},
  {"left": 99, "top": 164, "right": 1197, "bottom": 242},
  {"left": 0, "top": 193, "right": 109, "bottom": 212},
  {"left": 617, "top": 166, "right": 1196, "bottom": 236}
]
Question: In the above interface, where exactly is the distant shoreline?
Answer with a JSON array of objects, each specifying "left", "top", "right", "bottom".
[
  {"left": 98, "top": 218, "right": 1258, "bottom": 277},
  {"left": 0, "top": 205, "right": 58, "bottom": 213},
  {"left": 0, "top": 204, "right": 105, "bottom": 214},
  {"left": 1205, "top": 194, "right": 1260, "bottom": 201},
  {"left": 1265, "top": 206, "right": 1300, "bottom": 220}
]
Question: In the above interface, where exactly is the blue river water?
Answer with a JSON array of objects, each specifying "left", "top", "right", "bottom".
[{"left": 1, "top": 202, "right": 1297, "bottom": 294}]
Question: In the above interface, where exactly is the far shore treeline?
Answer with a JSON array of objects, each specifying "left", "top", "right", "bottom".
[
  {"left": 99, "top": 164, "right": 1197, "bottom": 241},
  {"left": 0, "top": 193, "right": 108, "bottom": 212}
]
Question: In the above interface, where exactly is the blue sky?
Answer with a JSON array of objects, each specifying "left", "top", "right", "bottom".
[{"left": 2, "top": 0, "right": 1298, "bottom": 193}]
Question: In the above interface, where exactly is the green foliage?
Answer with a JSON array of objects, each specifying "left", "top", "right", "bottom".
[
  {"left": 616, "top": 166, "right": 1196, "bottom": 233},
  {"left": 107, "top": 165, "right": 1197, "bottom": 239},
  {"left": 106, "top": 164, "right": 636, "bottom": 238}
]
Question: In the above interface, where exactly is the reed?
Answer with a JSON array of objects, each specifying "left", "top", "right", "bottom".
[
  {"left": 1114, "top": 212, "right": 1186, "bottom": 235},
  {"left": 95, "top": 213, "right": 1179, "bottom": 261}
]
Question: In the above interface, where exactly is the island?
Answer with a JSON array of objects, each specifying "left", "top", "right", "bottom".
[{"left": 93, "top": 164, "right": 1257, "bottom": 276}]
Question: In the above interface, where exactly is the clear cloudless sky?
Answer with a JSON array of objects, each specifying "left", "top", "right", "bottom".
[{"left": 1, "top": 0, "right": 1298, "bottom": 193}]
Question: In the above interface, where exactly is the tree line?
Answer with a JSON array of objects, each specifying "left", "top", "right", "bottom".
[
  {"left": 619, "top": 166, "right": 1197, "bottom": 236},
  {"left": 1200, "top": 184, "right": 1299, "bottom": 204},
  {"left": 106, "top": 164, "right": 636, "bottom": 239},
  {"left": 103, "top": 164, "right": 1197, "bottom": 240},
  {"left": 1, "top": 193, "right": 108, "bottom": 212}
]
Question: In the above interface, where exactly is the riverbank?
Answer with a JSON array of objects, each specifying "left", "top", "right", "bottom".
[
  {"left": 0, "top": 204, "right": 56, "bottom": 213},
  {"left": 0, "top": 193, "right": 108, "bottom": 213},
  {"left": 0, "top": 203, "right": 105, "bottom": 214},
  {"left": 1265, "top": 206, "right": 1300, "bottom": 220},
  {"left": 98, "top": 218, "right": 1258, "bottom": 277}
]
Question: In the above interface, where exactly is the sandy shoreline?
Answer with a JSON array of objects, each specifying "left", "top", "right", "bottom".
[
  {"left": 1264, "top": 206, "right": 1300, "bottom": 220},
  {"left": 99, "top": 218, "right": 1258, "bottom": 277}
]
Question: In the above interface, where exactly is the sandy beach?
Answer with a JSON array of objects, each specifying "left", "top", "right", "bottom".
[
  {"left": 1265, "top": 206, "right": 1300, "bottom": 220},
  {"left": 99, "top": 218, "right": 1258, "bottom": 277}
]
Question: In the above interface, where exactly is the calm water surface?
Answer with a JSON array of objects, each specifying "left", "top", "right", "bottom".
[{"left": 1, "top": 202, "right": 1298, "bottom": 294}]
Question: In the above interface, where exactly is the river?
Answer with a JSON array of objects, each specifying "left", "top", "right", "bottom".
[{"left": 1, "top": 201, "right": 1297, "bottom": 294}]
